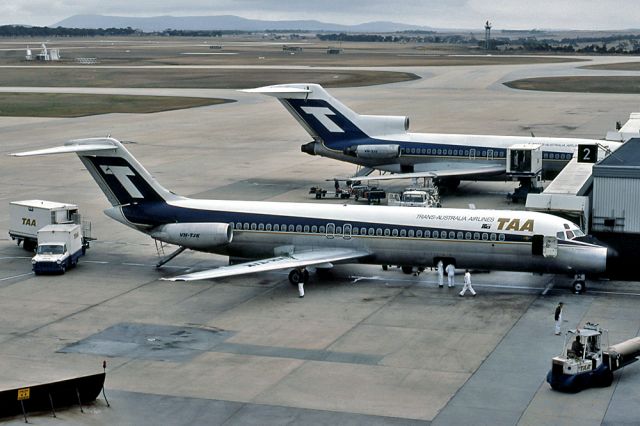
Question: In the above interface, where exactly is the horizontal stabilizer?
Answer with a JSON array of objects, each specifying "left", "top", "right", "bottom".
[
  {"left": 162, "top": 248, "right": 369, "bottom": 282},
  {"left": 10, "top": 139, "right": 118, "bottom": 157},
  {"left": 241, "top": 85, "right": 312, "bottom": 96}
]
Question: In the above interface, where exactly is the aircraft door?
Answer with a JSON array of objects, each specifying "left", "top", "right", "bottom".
[
  {"left": 343, "top": 224, "right": 352, "bottom": 240},
  {"left": 469, "top": 148, "right": 476, "bottom": 160},
  {"left": 487, "top": 149, "right": 494, "bottom": 160},
  {"left": 532, "top": 235, "right": 558, "bottom": 257},
  {"left": 326, "top": 223, "right": 335, "bottom": 239}
]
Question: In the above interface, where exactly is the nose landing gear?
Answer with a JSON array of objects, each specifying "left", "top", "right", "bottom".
[{"left": 572, "top": 274, "right": 586, "bottom": 294}]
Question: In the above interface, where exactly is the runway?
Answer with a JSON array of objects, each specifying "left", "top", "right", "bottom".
[{"left": 1, "top": 50, "right": 639, "bottom": 424}]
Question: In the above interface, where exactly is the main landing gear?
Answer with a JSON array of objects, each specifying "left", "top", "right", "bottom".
[
  {"left": 572, "top": 274, "right": 586, "bottom": 294},
  {"left": 288, "top": 267, "right": 309, "bottom": 285}
]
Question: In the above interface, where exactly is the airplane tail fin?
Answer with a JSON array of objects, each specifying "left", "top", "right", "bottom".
[
  {"left": 11, "top": 137, "right": 181, "bottom": 207},
  {"left": 243, "top": 83, "right": 410, "bottom": 149}
]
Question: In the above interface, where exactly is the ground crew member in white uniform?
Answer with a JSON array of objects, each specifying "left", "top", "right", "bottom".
[
  {"left": 437, "top": 260, "right": 444, "bottom": 288},
  {"left": 446, "top": 263, "right": 455, "bottom": 288},
  {"left": 459, "top": 269, "right": 476, "bottom": 297},
  {"left": 298, "top": 282, "right": 305, "bottom": 298},
  {"left": 554, "top": 302, "right": 564, "bottom": 335}
]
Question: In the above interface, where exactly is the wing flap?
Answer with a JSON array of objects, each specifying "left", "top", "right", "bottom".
[{"left": 162, "top": 248, "right": 369, "bottom": 282}]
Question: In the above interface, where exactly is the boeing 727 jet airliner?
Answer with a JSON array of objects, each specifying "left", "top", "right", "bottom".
[
  {"left": 246, "top": 84, "right": 622, "bottom": 189},
  {"left": 13, "top": 138, "right": 608, "bottom": 292}
]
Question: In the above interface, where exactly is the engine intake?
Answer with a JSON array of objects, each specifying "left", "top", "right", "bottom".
[{"left": 151, "top": 222, "right": 233, "bottom": 250}]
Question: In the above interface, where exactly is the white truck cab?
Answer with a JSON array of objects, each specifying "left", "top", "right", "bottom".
[
  {"left": 32, "top": 224, "right": 86, "bottom": 274},
  {"left": 388, "top": 188, "right": 441, "bottom": 208}
]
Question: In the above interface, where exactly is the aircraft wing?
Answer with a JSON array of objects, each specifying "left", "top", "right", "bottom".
[
  {"left": 161, "top": 248, "right": 369, "bottom": 282},
  {"left": 334, "top": 164, "right": 506, "bottom": 183}
]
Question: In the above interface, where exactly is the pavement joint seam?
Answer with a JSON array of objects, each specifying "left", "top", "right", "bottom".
[
  {"left": 433, "top": 293, "right": 537, "bottom": 423},
  {"left": 601, "top": 320, "right": 640, "bottom": 423},
  {"left": 247, "top": 278, "right": 414, "bottom": 407}
]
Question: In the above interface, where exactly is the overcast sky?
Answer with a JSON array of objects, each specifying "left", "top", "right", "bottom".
[{"left": 3, "top": 0, "right": 639, "bottom": 30}]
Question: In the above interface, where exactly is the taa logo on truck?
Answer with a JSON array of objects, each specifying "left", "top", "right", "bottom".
[{"left": 22, "top": 218, "right": 36, "bottom": 226}]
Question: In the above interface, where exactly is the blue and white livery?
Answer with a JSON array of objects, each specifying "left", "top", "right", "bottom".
[
  {"left": 246, "top": 84, "right": 621, "bottom": 187},
  {"left": 12, "top": 138, "right": 608, "bottom": 285}
]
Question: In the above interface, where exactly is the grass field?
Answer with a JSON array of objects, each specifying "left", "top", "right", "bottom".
[
  {"left": 0, "top": 68, "right": 419, "bottom": 89},
  {"left": 0, "top": 93, "right": 232, "bottom": 117},
  {"left": 582, "top": 62, "right": 640, "bottom": 71},
  {"left": 0, "top": 37, "right": 584, "bottom": 67},
  {"left": 504, "top": 76, "right": 640, "bottom": 93}
]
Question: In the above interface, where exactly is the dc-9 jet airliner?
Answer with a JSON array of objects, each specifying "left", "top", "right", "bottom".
[{"left": 13, "top": 138, "right": 607, "bottom": 292}]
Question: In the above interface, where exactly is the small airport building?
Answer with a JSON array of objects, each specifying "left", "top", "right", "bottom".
[{"left": 589, "top": 138, "right": 640, "bottom": 276}]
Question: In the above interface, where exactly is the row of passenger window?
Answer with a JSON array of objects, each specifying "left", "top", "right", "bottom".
[
  {"left": 232, "top": 222, "right": 507, "bottom": 241},
  {"left": 543, "top": 152, "right": 572, "bottom": 160},
  {"left": 400, "top": 147, "right": 572, "bottom": 161},
  {"left": 401, "top": 147, "right": 506, "bottom": 158}
]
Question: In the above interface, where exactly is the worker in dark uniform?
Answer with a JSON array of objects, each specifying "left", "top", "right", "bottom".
[
  {"left": 571, "top": 336, "right": 584, "bottom": 358},
  {"left": 554, "top": 302, "right": 564, "bottom": 335}
]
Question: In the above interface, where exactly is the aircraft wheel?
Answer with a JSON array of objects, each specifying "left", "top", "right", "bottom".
[
  {"left": 573, "top": 280, "right": 586, "bottom": 294},
  {"left": 288, "top": 269, "right": 302, "bottom": 285},
  {"left": 401, "top": 266, "right": 413, "bottom": 274}
]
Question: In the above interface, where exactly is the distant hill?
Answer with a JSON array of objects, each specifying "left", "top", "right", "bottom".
[{"left": 53, "top": 14, "right": 435, "bottom": 33}]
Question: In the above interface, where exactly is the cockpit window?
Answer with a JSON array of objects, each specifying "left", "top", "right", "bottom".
[
  {"left": 566, "top": 230, "right": 575, "bottom": 239},
  {"left": 556, "top": 231, "right": 566, "bottom": 240},
  {"left": 573, "top": 228, "right": 585, "bottom": 237}
]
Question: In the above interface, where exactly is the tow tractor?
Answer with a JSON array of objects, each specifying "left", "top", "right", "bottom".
[{"left": 547, "top": 322, "right": 640, "bottom": 393}]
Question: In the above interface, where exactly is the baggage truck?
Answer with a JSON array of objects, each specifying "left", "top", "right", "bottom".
[
  {"left": 8, "top": 200, "right": 82, "bottom": 251},
  {"left": 32, "top": 224, "right": 86, "bottom": 274}
]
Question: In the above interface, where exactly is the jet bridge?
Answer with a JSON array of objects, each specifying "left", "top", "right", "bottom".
[
  {"left": 506, "top": 144, "right": 543, "bottom": 202},
  {"left": 526, "top": 156, "right": 594, "bottom": 231},
  {"left": 526, "top": 143, "right": 609, "bottom": 232}
]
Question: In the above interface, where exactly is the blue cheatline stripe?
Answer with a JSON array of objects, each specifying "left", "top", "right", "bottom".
[
  {"left": 283, "top": 98, "right": 574, "bottom": 163},
  {"left": 121, "top": 201, "right": 586, "bottom": 247}
]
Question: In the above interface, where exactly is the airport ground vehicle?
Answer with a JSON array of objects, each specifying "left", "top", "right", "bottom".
[
  {"left": 547, "top": 323, "right": 640, "bottom": 392},
  {"left": 8, "top": 200, "right": 80, "bottom": 251},
  {"left": 32, "top": 224, "right": 86, "bottom": 274},
  {"left": 388, "top": 188, "right": 441, "bottom": 208},
  {"left": 309, "top": 186, "right": 350, "bottom": 199},
  {"left": 352, "top": 185, "right": 386, "bottom": 204}
]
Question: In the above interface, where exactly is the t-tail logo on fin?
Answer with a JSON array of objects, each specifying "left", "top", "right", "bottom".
[
  {"left": 300, "top": 106, "right": 344, "bottom": 133},
  {"left": 85, "top": 156, "right": 166, "bottom": 205},
  {"left": 99, "top": 165, "right": 144, "bottom": 198}
]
